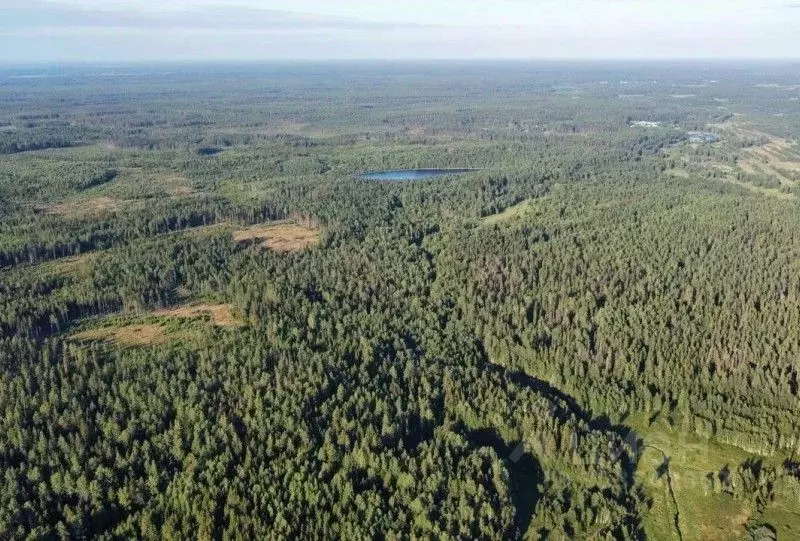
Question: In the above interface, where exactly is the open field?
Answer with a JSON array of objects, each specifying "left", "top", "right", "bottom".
[
  {"left": 233, "top": 220, "right": 321, "bottom": 252},
  {"left": 43, "top": 252, "right": 98, "bottom": 277},
  {"left": 482, "top": 198, "right": 542, "bottom": 225},
  {"left": 631, "top": 413, "right": 795, "bottom": 541},
  {"left": 153, "top": 303, "right": 241, "bottom": 327},
  {"left": 71, "top": 323, "right": 173, "bottom": 347},
  {"left": 43, "top": 195, "right": 130, "bottom": 217},
  {"left": 70, "top": 304, "right": 241, "bottom": 347}
]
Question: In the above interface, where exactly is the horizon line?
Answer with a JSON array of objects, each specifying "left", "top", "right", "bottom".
[{"left": 3, "top": 57, "right": 800, "bottom": 68}]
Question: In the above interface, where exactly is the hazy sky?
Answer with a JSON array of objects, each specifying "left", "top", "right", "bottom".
[{"left": 2, "top": 0, "right": 799, "bottom": 63}]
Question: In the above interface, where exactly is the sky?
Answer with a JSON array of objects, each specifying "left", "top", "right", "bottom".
[{"left": 1, "top": 0, "right": 799, "bottom": 63}]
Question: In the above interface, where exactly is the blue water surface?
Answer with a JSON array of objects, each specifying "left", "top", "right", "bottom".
[{"left": 357, "top": 169, "right": 477, "bottom": 181}]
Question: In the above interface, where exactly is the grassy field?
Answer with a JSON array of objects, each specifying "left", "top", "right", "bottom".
[
  {"left": 70, "top": 303, "right": 243, "bottom": 347},
  {"left": 233, "top": 220, "right": 321, "bottom": 252},
  {"left": 71, "top": 322, "right": 181, "bottom": 347},
  {"left": 153, "top": 303, "right": 242, "bottom": 328},
  {"left": 629, "top": 412, "right": 796, "bottom": 540},
  {"left": 481, "top": 198, "right": 543, "bottom": 225}
]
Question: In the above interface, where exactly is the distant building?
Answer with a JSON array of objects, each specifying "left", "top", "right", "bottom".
[
  {"left": 687, "top": 131, "right": 718, "bottom": 144},
  {"left": 631, "top": 121, "right": 661, "bottom": 128}
]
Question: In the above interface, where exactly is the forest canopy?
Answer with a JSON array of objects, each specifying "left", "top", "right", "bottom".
[{"left": 1, "top": 62, "right": 800, "bottom": 539}]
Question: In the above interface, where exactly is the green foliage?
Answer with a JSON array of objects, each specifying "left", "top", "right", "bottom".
[{"left": 1, "top": 62, "right": 799, "bottom": 538}]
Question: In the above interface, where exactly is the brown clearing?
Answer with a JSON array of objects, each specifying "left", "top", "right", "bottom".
[
  {"left": 740, "top": 135, "right": 799, "bottom": 178},
  {"left": 43, "top": 173, "right": 194, "bottom": 217},
  {"left": 72, "top": 324, "right": 169, "bottom": 347},
  {"left": 153, "top": 303, "right": 241, "bottom": 327},
  {"left": 71, "top": 303, "right": 241, "bottom": 347},
  {"left": 44, "top": 196, "right": 128, "bottom": 217},
  {"left": 170, "top": 185, "right": 195, "bottom": 196},
  {"left": 233, "top": 220, "right": 321, "bottom": 252},
  {"left": 733, "top": 507, "right": 751, "bottom": 527}
]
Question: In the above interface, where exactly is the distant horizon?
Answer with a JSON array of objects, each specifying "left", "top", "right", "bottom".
[
  {"left": 2, "top": 1, "right": 798, "bottom": 64},
  {"left": 3, "top": 57, "right": 800, "bottom": 69}
]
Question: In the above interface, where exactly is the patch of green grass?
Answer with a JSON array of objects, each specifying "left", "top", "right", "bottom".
[
  {"left": 1, "top": 251, "right": 98, "bottom": 283},
  {"left": 68, "top": 311, "right": 236, "bottom": 349},
  {"left": 761, "top": 500, "right": 800, "bottom": 539},
  {"left": 629, "top": 413, "right": 796, "bottom": 540},
  {"left": 481, "top": 198, "right": 542, "bottom": 225}
]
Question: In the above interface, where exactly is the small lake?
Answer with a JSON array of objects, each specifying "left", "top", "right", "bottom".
[{"left": 357, "top": 168, "right": 478, "bottom": 181}]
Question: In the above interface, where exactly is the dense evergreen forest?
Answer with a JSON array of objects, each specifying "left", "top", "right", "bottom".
[{"left": 1, "top": 61, "right": 800, "bottom": 539}]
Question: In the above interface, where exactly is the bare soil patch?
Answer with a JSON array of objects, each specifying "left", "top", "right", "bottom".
[
  {"left": 72, "top": 324, "right": 169, "bottom": 347},
  {"left": 233, "top": 220, "right": 321, "bottom": 252},
  {"left": 153, "top": 303, "right": 241, "bottom": 327},
  {"left": 44, "top": 196, "right": 128, "bottom": 217}
]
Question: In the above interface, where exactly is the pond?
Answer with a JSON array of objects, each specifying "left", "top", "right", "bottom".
[{"left": 357, "top": 168, "right": 478, "bottom": 181}]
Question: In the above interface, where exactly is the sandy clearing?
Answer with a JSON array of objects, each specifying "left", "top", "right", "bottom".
[{"left": 233, "top": 220, "right": 321, "bottom": 252}]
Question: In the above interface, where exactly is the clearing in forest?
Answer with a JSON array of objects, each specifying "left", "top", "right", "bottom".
[
  {"left": 153, "top": 303, "right": 241, "bottom": 327},
  {"left": 105, "top": 170, "right": 197, "bottom": 198},
  {"left": 44, "top": 252, "right": 98, "bottom": 277},
  {"left": 739, "top": 136, "right": 800, "bottom": 185},
  {"left": 7, "top": 252, "right": 101, "bottom": 281},
  {"left": 41, "top": 170, "right": 196, "bottom": 218},
  {"left": 161, "top": 174, "right": 195, "bottom": 196},
  {"left": 667, "top": 121, "right": 799, "bottom": 199},
  {"left": 70, "top": 303, "right": 242, "bottom": 347},
  {"left": 716, "top": 122, "right": 800, "bottom": 186},
  {"left": 481, "top": 198, "right": 543, "bottom": 225},
  {"left": 176, "top": 222, "right": 233, "bottom": 238},
  {"left": 630, "top": 413, "right": 797, "bottom": 541},
  {"left": 71, "top": 323, "right": 172, "bottom": 347},
  {"left": 233, "top": 220, "right": 321, "bottom": 252},
  {"left": 44, "top": 196, "right": 130, "bottom": 217}
]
